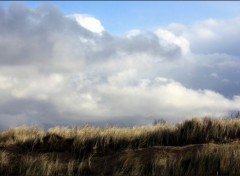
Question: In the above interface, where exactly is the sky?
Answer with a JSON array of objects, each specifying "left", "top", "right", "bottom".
[{"left": 1, "top": 1, "right": 240, "bottom": 129}]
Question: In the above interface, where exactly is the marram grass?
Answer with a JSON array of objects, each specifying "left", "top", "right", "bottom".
[{"left": 1, "top": 117, "right": 240, "bottom": 175}]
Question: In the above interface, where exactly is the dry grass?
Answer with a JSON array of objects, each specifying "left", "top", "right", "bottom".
[
  {"left": 114, "top": 142, "right": 240, "bottom": 176},
  {"left": 0, "top": 126, "right": 44, "bottom": 147},
  {"left": 19, "top": 155, "right": 91, "bottom": 176},
  {"left": 0, "top": 151, "right": 11, "bottom": 175},
  {"left": 155, "top": 142, "right": 240, "bottom": 176},
  {"left": 0, "top": 152, "right": 92, "bottom": 175},
  {"left": 0, "top": 117, "right": 240, "bottom": 175},
  {"left": 6, "top": 117, "right": 239, "bottom": 156}
]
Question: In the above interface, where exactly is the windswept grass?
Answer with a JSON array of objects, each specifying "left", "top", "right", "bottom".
[
  {"left": 0, "top": 117, "right": 240, "bottom": 175},
  {"left": 0, "top": 126, "right": 44, "bottom": 147},
  {"left": 114, "top": 142, "right": 240, "bottom": 176},
  {"left": 153, "top": 142, "right": 240, "bottom": 176},
  {"left": 177, "top": 117, "right": 240, "bottom": 144},
  {"left": 19, "top": 155, "right": 91, "bottom": 176},
  {"left": 1, "top": 117, "right": 238, "bottom": 156},
  {"left": 0, "top": 151, "right": 11, "bottom": 175}
]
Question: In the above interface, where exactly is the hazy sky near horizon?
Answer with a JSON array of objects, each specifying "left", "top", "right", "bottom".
[{"left": 1, "top": 2, "right": 240, "bottom": 129}]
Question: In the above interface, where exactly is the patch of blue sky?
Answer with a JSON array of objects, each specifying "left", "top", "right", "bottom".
[{"left": 1, "top": 1, "right": 240, "bottom": 34}]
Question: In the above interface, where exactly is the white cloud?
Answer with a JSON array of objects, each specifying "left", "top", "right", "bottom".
[
  {"left": 155, "top": 29, "right": 190, "bottom": 55},
  {"left": 68, "top": 14, "right": 104, "bottom": 34},
  {"left": 0, "top": 72, "right": 64, "bottom": 100},
  {"left": 126, "top": 29, "right": 142, "bottom": 38}
]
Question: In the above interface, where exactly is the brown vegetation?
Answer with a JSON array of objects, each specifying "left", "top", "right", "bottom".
[{"left": 0, "top": 117, "right": 240, "bottom": 175}]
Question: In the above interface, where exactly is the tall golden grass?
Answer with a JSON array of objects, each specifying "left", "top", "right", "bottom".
[
  {"left": 1, "top": 117, "right": 239, "bottom": 155},
  {"left": 1, "top": 117, "right": 240, "bottom": 175}
]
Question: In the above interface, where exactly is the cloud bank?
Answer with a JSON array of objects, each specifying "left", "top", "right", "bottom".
[{"left": 1, "top": 3, "right": 240, "bottom": 129}]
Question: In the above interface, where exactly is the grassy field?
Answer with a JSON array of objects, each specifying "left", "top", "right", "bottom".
[{"left": 1, "top": 117, "right": 240, "bottom": 175}]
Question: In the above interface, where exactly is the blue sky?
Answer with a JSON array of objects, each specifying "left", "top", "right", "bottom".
[
  {"left": 2, "top": 1, "right": 240, "bottom": 34},
  {"left": 1, "top": 2, "right": 240, "bottom": 128}
]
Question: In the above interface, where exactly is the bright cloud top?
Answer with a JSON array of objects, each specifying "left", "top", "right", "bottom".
[
  {"left": 0, "top": 3, "right": 240, "bottom": 129},
  {"left": 68, "top": 14, "right": 105, "bottom": 34}
]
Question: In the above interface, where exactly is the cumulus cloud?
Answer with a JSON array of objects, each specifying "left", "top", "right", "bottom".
[
  {"left": 155, "top": 29, "right": 190, "bottom": 55},
  {"left": 183, "top": 18, "right": 240, "bottom": 56},
  {"left": 68, "top": 14, "right": 105, "bottom": 34},
  {"left": 0, "top": 3, "right": 240, "bottom": 129}
]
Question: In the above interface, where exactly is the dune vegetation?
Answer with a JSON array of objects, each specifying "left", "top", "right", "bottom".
[{"left": 1, "top": 117, "right": 240, "bottom": 175}]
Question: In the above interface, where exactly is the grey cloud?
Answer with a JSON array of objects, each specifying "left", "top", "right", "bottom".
[
  {"left": 84, "top": 32, "right": 182, "bottom": 63},
  {"left": 170, "top": 53, "right": 240, "bottom": 98},
  {"left": 0, "top": 3, "right": 94, "bottom": 66},
  {"left": 183, "top": 18, "right": 240, "bottom": 56},
  {"left": 121, "top": 32, "right": 181, "bottom": 58},
  {"left": 0, "top": 98, "right": 61, "bottom": 129},
  {"left": 0, "top": 3, "right": 183, "bottom": 68}
]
